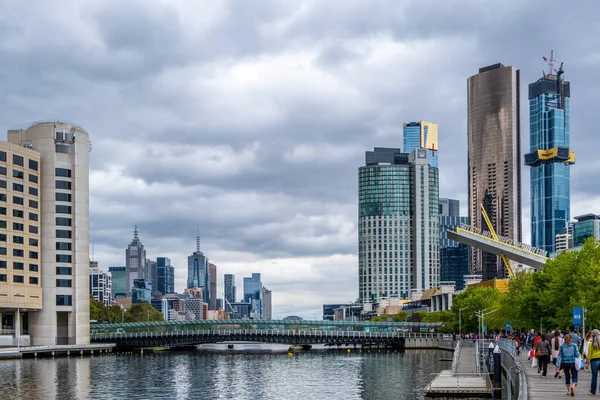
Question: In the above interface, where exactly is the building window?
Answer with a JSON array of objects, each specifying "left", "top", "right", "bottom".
[
  {"left": 12, "top": 170, "right": 24, "bottom": 179},
  {"left": 13, "top": 236, "right": 24, "bottom": 244},
  {"left": 0, "top": 234, "right": 5, "bottom": 242},
  {"left": 56, "top": 217, "right": 71, "bottom": 227},
  {"left": 56, "top": 230, "right": 72, "bottom": 238},
  {"left": 12, "top": 154, "right": 23, "bottom": 166},
  {"left": 0, "top": 221, "right": 5, "bottom": 228},
  {"left": 55, "top": 205, "right": 72, "bottom": 214},
  {"left": 13, "top": 196, "right": 23, "bottom": 205},
  {"left": 29, "top": 225, "right": 38, "bottom": 234},
  {"left": 28, "top": 174, "right": 38, "bottom": 184},
  {"left": 29, "top": 251, "right": 38, "bottom": 259},
  {"left": 55, "top": 181, "right": 71, "bottom": 190},
  {"left": 29, "top": 264, "right": 38, "bottom": 272},
  {"left": 0, "top": 194, "right": 6, "bottom": 202},
  {"left": 55, "top": 192, "right": 71, "bottom": 202},
  {"left": 56, "top": 242, "right": 72, "bottom": 251},
  {"left": 56, "top": 266, "right": 72, "bottom": 275},
  {"left": 29, "top": 159, "right": 38, "bottom": 171},
  {"left": 29, "top": 199, "right": 38, "bottom": 209},
  {"left": 13, "top": 262, "right": 24, "bottom": 270},
  {"left": 13, "top": 209, "right": 23, "bottom": 218},
  {"left": 29, "top": 277, "right": 38, "bottom": 285},
  {"left": 29, "top": 212, "right": 38, "bottom": 221},
  {"left": 0, "top": 247, "right": 5, "bottom": 255},
  {"left": 13, "top": 223, "right": 23, "bottom": 231},
  {"left": 0, "top": 207, "right": 5, "bottom": 215},
  {"left": 56, "top": 279, "right": 72, "bottom": 288},
  {"left": 56, "top": 295, "right": 72, "bottom": 305},
  {"left": 12, "top": 183, "right": 23, "bottom": 192},
  {"left": 28, "top": 238, "right": 38, "bottom": 247},
  {"left": 0, "top": 274, "right": 5, "bottom": 282},
  {"left": 0, "top": 180, "right": 5, "bottom": 188},
  {"left": 55, "top": 144, "right": 72, "bottom": 154},
  {"left": 13, "top": 275, "right": 24, "bottom": 284},
  {"left": 0, "top": 167, "right": 5, "bottom": 175},
  {"left": 29, "top": 187, "right": 38, "bottom": 196},
  {"left": 0, "top": 152, "right": 5, "bottom": 162},
  {"left": 56, "top": 254, "right": 72, "bottom": 263},
  {"left": 55, "top": 168, "right": 72, "bottom": 177},
  {"left": 0, "top": 261, "right": 5, "bottom": 268},
  {"left": 13, "top": 249, "right": 24, "bottom": 257}
]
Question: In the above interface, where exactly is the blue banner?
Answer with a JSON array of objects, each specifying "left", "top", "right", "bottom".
[
  {"left": 573, "top": 307, "right": 583, "bottom": 327},
  {"left": 505, "top": 321, "right": 510, "bottom": 332}
]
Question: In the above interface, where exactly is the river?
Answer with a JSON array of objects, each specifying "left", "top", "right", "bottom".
[{"left": 0, "top": 345, "right": 451, "bottom": 399}]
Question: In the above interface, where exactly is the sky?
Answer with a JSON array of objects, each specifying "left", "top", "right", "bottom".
[{"left": 0, "top": 0, "right": 599, "bottom": 319}]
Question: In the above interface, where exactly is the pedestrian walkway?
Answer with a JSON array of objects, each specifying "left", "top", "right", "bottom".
[{"left": 521, "top": 351, "right": 595, "bottom": 398}]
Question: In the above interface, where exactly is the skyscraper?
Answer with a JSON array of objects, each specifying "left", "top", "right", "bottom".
[
  {"left": 358, "top": 147, "right": 439, "bottom": 303},
  {"left": 144, "top": 258, "right": 157, "bottom": 289},
  {"left": 244, "top": 273, "right": 262, "bottom": 319},
  {"left": 439, "top": 198, "right": 470, "bottom": 290},
  {"left": 89, "top": 262, "right": 112, "bottom": 306},
  {"left": 261, "top": 286, "right": 272, "bottom": 320},
  {"left": 403, "top": 121, "right": 439, "bottom": 167},
  {"left": 187, "top": 234, "right": 210, "bottom": 304},
  {"left": 209, "top": 263, "right": 217, "bottom": 310},
  {"left": 525, "top": 63, "right": 573, "bottom": 253},
  {"left": 156, "top": 257, "right": 174, "bottom": 295},
  {"left": 224, "top": 274, "right": 236, "bottom": 304},
  {"left": 8, "top": 121, "right": 91, "bottom": 345},
  {"left": 125, "top": 226, "right": 146, "bottom": 297},
  {"left": 467, "top": 63, "right": 522, "bottom": 280}
]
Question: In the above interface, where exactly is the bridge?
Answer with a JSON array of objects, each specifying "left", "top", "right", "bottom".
[
  {"left": 448, "top": 227, "right": 549, "bottom": 270},
  {"left": 90, "top": 319, "right": 445, "bottom": 349}
]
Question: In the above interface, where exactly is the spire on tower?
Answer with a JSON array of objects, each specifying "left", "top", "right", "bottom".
[
  {"left": 196, "top": 227, "right": 200, "bottom": 252},
  {"left": 134, "top": 225, "right": 139, "bottom": 241}
]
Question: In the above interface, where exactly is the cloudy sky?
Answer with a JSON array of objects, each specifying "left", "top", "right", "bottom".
[{"left": 1, "top": 0, "right": 598, "bottom": 319}]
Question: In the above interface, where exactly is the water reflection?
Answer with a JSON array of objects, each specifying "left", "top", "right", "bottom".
[{"left": 0, "top": 349, "right": 451, "bottom": 400}]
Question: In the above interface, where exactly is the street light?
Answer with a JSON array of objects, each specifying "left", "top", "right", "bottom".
[
  {"left": 147, "top": 310, "right": 150, "bottom": 322},
  {"left": 459, "top": 307, "right": 469, "bottom": 338},
  {"left": 475, "top": 309, "right": 497, "bottom": 361}
]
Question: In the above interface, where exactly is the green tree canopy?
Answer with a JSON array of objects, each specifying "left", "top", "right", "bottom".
[{"left": 125, "top": 302, "right": 163, "bottom": 322}]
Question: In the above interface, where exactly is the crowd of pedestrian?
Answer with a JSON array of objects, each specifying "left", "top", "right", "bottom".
[{"left": 520, "top": 325, "right": 600, "bottom": 396}]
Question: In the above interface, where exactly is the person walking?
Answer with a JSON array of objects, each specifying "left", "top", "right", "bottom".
[
  {"left": 586, "top": 329, "right": 600, "bottom": 395},
  {"left": 557, "top": 333, "right": 580, "bottom": 396},
  {"left": 582, "top": 331, "right": 592, "bottom": 370},
  {"left": 536, "top": 332, "right": 552, "bottom": 377},
  {"left": 552, "top": 330, "right": 564, "bottom": 378}
]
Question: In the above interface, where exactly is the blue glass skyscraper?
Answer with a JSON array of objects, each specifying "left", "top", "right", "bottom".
[
  {"left": 525, "top": 64, "right": 574, "bottom": 253},
  {"left": 403, "top": 121, "right": 439, "bottom": 168}
]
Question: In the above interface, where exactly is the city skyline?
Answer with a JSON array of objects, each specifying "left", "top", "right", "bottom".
[{"left": 1, "top": 1, "right": 599, "bottom": 319}]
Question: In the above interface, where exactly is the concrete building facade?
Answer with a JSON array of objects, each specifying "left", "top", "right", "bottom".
[
  {"left": 0, "top": 142, "right": 42, "bottom": 347},
  {"left": 89, "top": 263, "right": 111, "bottom": 306},
  {"left": 467, "top": 63, "right": 522, "bottom": 280},
  {"left": 209, "top": 263, "right": 217, "bottom": 310},
  {"left": 261, "top": 286, "right": 272, "bottom": 320},
  {"left": 8, "top": 121, "right": 90, "bottom": 345}
]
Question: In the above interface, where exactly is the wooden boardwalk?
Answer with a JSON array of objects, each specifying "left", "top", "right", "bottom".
[{"left": 520, "top": 351, "right": 596, "bottom": 398}]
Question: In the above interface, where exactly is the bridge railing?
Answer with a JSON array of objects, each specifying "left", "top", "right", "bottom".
[{"left": 90, "top": 328, "right": 425, "bottom": 341}]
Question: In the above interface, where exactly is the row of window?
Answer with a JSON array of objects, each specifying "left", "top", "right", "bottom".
[
  {"left": 0, "top": 261, "right": 38, "bottom": 271},
  {"left": 0, "top": 221, "right": 38, "bottom": 234},
  {"left": 0, "top": 274, "right": 38, "bottom": 284},
  {"left": 0, "top": 235, "right": 38, "bottom": 246},
  {"left": 0, "top": 208, "right": 38, "bottom": 220},
  {"left": 0, "top": 152, "right": 38, "bottom": 171},
  {"left": 0, "top": 248, "right": 38, "bottom": 258}
]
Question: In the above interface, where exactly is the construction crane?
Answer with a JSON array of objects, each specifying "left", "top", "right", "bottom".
[
  {"left": 543, "top": 50, "right": 557, "bottom": 76},
  {"left": 480, "top": 204, "right": 515, "bottom": 279}
]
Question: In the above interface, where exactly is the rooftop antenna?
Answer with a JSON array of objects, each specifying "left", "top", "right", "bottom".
[
  {"left": 134, "top": 225, "right": 139, "bottom": 241},
  {"left": 196, "top": 227, "right": 200, "bottom": 252}
]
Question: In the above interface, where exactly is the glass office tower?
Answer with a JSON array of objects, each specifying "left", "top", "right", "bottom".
[
  {"left": 525, "top": 68, "right": 573, "bottom": 253},
  {"left": 358, "top": 148, "right": 439, "bottom": 303},
  {"left": 403, "top": 121, "right": 439, "bottom": 168}
]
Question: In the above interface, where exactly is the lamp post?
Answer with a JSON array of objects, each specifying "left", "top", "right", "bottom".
[
  {"left": 147, "top": 310, "right": 150, "bottom": 322},
  {"left": 459, "top": 307, "right": 469, "bottom": 338}
]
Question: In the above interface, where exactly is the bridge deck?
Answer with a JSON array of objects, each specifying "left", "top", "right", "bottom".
[
  {"left": 424, "top": 342, "right": 492, "bottom": 397},
  {"left": 521, "top": 351, "right": 593, "bottom": 399}
]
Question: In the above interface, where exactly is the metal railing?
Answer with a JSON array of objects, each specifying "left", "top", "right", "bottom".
[
  {"left": 451, "top": 340, "right": 461, "bottom": 374},
  {"left": 499, "top": 339, "right": 527, "bottom": 400}
]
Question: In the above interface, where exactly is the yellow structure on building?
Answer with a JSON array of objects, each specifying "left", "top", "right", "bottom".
[{"left": 468, "top": 279, "right": 509, "bottom": 294}]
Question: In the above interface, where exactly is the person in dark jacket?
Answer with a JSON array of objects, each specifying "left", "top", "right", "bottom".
[{"left": 535, "top": 333, "right": 552, "bottom": 377}]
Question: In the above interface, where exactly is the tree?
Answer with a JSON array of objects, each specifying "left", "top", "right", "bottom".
[
  {"left": 125, "top": 302, "right": 163, "bottom": 322},
  {"left": 90, "top": 296, "right": 105, "bottom": 322},
  {"left": 451, "top": 286, "right": 503, "bottom": 333}
]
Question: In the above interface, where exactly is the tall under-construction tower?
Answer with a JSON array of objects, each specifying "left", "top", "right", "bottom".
[{"left": 524, "top": 51, "right": 574, "bottom": 253}]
